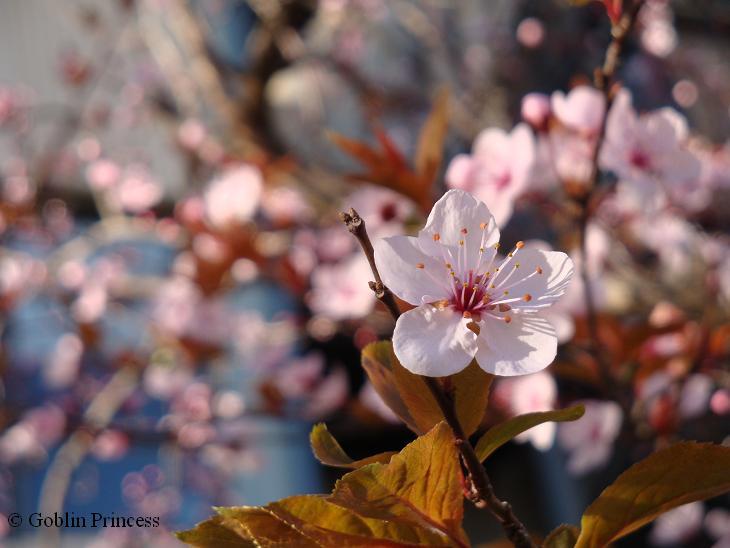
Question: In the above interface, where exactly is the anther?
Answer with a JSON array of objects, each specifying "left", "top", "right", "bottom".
[
  {"left": 523, "top": 294, "right": 532, "bottom": 302},
  {"left": 461, "top": 228, "right": 468, "bottom": 235},
  {"left": 503, "top": 290, "right": 509, "bottom": 295},
  {"left": 479, "top": 222, "right": 487, "bottom": 230},
  {"left": 459, "top": 239, "right": 465, "bottom": 246},
  {"left": 416, "top": 263, "right": 425, "bottom": 269},
  {"left": 536, "top": 266, "right": 543, "bottom": 274},
  {"left": 516, "top": 241, "right": 525, "bottom": 249},
  {"left": 504, "top": 316, "right": 512, "bottom": 324},
  {"left": 494, "top": 243, "right": 501, "bottom": 249},
  {"left": 433, "top": 233, "right": 441, "bottom": 241},
  {"left": 463, "top": 311, "right": 472, "bottom": 318},
  {"left": 498, "top": 304, "right": 511, "bottom": 312}
]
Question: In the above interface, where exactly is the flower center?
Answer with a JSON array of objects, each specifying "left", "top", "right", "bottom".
[
  {"left": 419, "top": 225, "right": 543, "bottom": 325},
  {"left": 629, "top": 148, "right": 652, "bottom": 170}
]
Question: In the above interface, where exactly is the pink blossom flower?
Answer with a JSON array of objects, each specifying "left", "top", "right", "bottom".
[
  {"left": 86, "top": 159, "right": 121, "bottom": 190},
  {"left": 600, "top": 90, "right": 700, "bottom": 208},
  {"left": 261, "top": 185, "right": 313, "bottom": 224},
  {"left": 374, "top": 189, "right": 574, "bottom": 376},
  {"left": 494, "top": 371, "right": 557, "bottom": 450},
  {"left": 345, "top": 184, "right": 415, "bottom": 237},
  {"left": 359, "top": 382, "right": 400, "bottom": 423},
  {"left": 551, "top": 86, "right": 606, "bottom": 135},
  {"left": 558, "top": 400, "right": 622, "bottom": 475},
  {"left": 705, "top": 508, "right": 730, "bottom": 547},
  {"left": 44, "top": 333, "right": 83, "bottom": 389},
  {"left": 446, "top": 124, "right": 535, "bottom": 227},
  {"left": 679, "top": 374, "right": 713, "bottom": 419},
  {"left": 650, "top": 502, "right": 704, "bottom": 546},
  {"left": 203, "top": 165, "right": 263, "bottom": 229},
  {"left": 521, "top": 93, "right": 551, "bottom": 131},
  {"left": 309, "top": 253, "right": 375, "bottom": 320},
  {"left": 109, "top": 165, "right": 163, "bottom": 213}
]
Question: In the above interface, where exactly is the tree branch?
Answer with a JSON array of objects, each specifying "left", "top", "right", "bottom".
[
  {"left": 341, "top": 212, "right": 537, "bottom": 548},
  {"left": 579, "top": 0, "right": 645, "bottom": 393}
]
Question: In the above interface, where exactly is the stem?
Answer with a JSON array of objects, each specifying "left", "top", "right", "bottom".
[
  {"left": 341, "top": 212, "right": 537, "bottom": 548},
  {"left": 38, "top": 367, "right": 138, "bottom": 548},
  {"left": 578, "top": 0, "right": 644, "bottom": 390}
]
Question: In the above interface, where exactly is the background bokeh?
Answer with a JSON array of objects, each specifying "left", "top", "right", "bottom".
[{"left": 1, "top": 0, "right": 729, "bottom": 546}]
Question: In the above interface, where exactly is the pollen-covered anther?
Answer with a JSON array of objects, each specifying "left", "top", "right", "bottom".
[
  {"left": 515, "top": 241, "right": 525, "bottom": 249},
  {"left": 498, "top": 304, "right": 511, "bottom": 312},
  {"left": 445, "top": 262, "right": 452, "bottom": 269},
  {"left": 523, "top": 293, "right": 532, "bottom": 302},
  {"left": 433, "top": 233, "right": 441, "bottom": 241},
  {"left": 461, "top": 228, "right": 468, "bottom": 235},
  {"left": 504, "top": 315, "right": 512, "bottom": 324},
  {"left": 459, "top": 239, "right": 465, "bottom": 246},
  {"left": 463, "top": 311, "right": 472, "bottom": 319},
  {"left": 479, "top": 222, "right": 487, "bottom": 230},
  {"left": 416, "top": 263, "right": 425, "bottom": 269},
  {"left": 536, "top": 266, "right": 543, "bottom": 274},
  {"left": 503, "top": 290, "right": 509, "bottom": 295},
  {"left": 494, "top": 243, "right": 501, "bottom": 249},
  {"left": 432, "top": 299, "right": 449, "bottom": 309}
]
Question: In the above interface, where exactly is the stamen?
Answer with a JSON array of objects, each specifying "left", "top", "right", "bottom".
[
  {"left": 536, "top": 266, "right": 543, "bottom": 274},
  {"left": 504, "top": 316, "right": 512, "bottom": 324},
  {"left": 479, "top": 222, "right": 487, "bottom": 230},
  {"left": 416, "top": 263, "right": 425, "bottom": 269},
  {"left": 498, "top": 304, "right": 511, "bottom": 312},
  {"left": 523, "top": 294, "right": 532, "bottom": 302},
  {"left": 515, "top": 241, "right": 525, "bottom": 249},
  {"left": 433, "top": 233, "right": 440, "bottom": 241},
  {"left": 461, "top": 228, "right": 468, "bottom": 235}
]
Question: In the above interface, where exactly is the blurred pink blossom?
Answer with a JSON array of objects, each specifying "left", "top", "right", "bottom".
[
  {"left": 600, "top": 90, "right": 700, "bottom": 209},
  {"left": 650, "top": 502, "right": 703, "bottom": 546},
  {"left": 495, "top": 371, "right": 557, "bottom": 450},
  {"left": 261, "top": 185, "right": 313, "bottom": 225},
  {"left": 86, "top": 159, "right": 121, "bottom": 190},
  {"left": 203, "top": 165, "right": 263, "bottom": 230},
  {"left": 558, "top": 400, "right": 622, "bottom": 474},
  {"left": 359, "top": 381, "right": 400, "bottom": 423},
  {"left": 446, "top": 124, "right": 535, "bottom": 226},
  {"left": 92, "top": 430, "right": 130, "bottom": 461},
  {"left": 309, "top": 253, "right": 374, "bottom": 320},
  {"left": 44, "top": 333, "right": 84, "bottom": 389},
  {"left": 521, "top": 93, "right": 551, "bottom": 131},
  {"left": 109, "top": 165, "right": 163, "bottom": 213},
  {"left": 345, "top": 184, "right": 415, "bottom": 237},
  {"left": 551, "top": 86, "right": 606, "bottom": 135}
]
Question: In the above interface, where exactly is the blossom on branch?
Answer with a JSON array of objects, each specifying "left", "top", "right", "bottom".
[{"left": 374, "top": 189, "right": 574, "bottom": 377}]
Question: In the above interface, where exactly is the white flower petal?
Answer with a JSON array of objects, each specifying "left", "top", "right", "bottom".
[
  {"left": 475, "top": 313, "right": 557, "bottom": 376},
  {"left": 418, "top": 189, "right": 499, "bottom": 255},
  {"left": 491, "top": 248, "right": 574, "bottom": 310},
  {"left": 374, "top": 235, "right": 450, "bottom": 305},
  {"left": 393, "top": 305, "right": 478, "bottom": 376}
]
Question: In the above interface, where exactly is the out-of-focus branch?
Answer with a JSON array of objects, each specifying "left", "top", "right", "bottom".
[
  {"left": 579, "top": 0, "right": 645, "bottom": 392},
  {"left": 341, "top": 211, "right": 537, "bottom": 548},
  {"left": 38, "top": 367, "right": 139, "bottom": 548}
]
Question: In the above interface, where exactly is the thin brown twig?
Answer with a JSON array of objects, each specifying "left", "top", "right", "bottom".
[
  {"left": 341, "top": 212, "right": 537, "bottom": 548},
  {"left": 578, "top": 0, "right": 645, "bottom": 394}
]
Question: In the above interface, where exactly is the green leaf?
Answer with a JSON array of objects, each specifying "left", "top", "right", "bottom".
[
  {"left": 175, "top": 516, "right": 255, "bottom": 548},
  {"left": 310, "top": 422, "right": 396, "bottom": 468},
  {"left": 544, "top": 524, "right": 580, "bottom": 548},
  {"left": 178, "top": 422, "right": 469, "bottom": 547},
  {"left": 362, "top": 341, "right": 492, "bottom": 435},
  {"left": 330, "top": 422, "right": 468, "bottom": 547},
  {"left": 576, "top": 442, "right": 730, "bottom": 548},
  {"left": 474, "top": 405, "right": 585, "bottom": 462}
]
